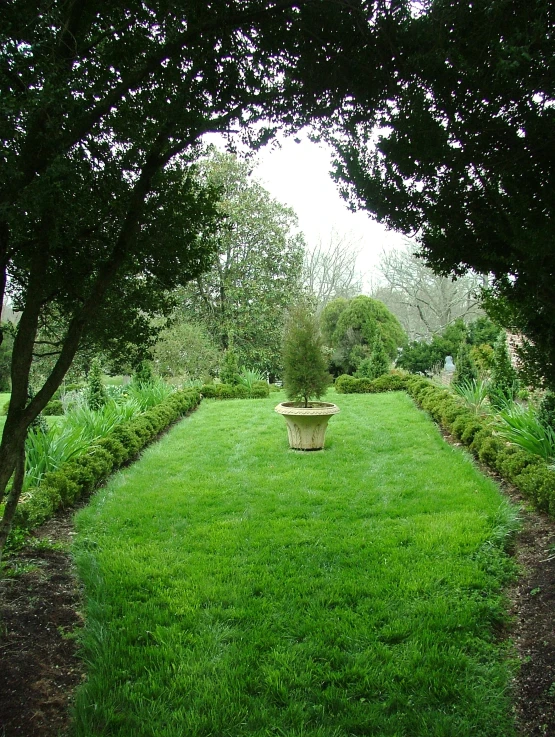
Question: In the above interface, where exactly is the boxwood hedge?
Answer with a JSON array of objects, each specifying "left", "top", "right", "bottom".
[
  {"left": 12, "top": 389, "right": 202, "bottom": 533},
  {"left": 200, "top": 381, "right": 270, "bottom": 399}
]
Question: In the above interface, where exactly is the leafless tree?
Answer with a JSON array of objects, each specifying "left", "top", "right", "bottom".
[
  {"left": 303, "top": 231, "right": 364, "bottom": 310},
  {"left": 372, "top": 246, "right": 487, "bottom": 340}
]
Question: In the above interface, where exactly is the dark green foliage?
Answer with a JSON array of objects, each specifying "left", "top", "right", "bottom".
[
  {"left": 478, "top": 436, "right": 505, "bottom": 468},
  {"left": 44, "top": 399, "right": 64, "bottom": 416},
  {"left": 469, "top": 427, "right": 494, "bottom": 457},
  {"left": 538, "top": 393, "right": 555, "bottom": 432},
  {"left": 439, "top": 401, "right": 468, "bottom": 428},
  {"left": 467, "top": 318, "right": 502, "bottom": 348},
  {"left": 282, "top": 303, "right": 332, "bottom": 407},
  {"left": 334, "top": 372, "right": 408, "bottom": 394},
  {"left": 133, "top": 361, "right": 154, "bottom": 387},
  {"left": 322, "top": 295, "right": 405, "bottom": 376},
  {"left": 489, "top": 334, "right": 519, "bottom": 407},
  {"left": 216, "top": 384, "right": 249, "bottom": 400},
  {"left": 334, "top": 375, "right": 360, "bottom": 394},
  {"left": 516, "top": 466, "right": 555, "bottom": 516},
  {"left": 452, "top": 341, "right": 477, "bottom": 388},
  {"left": 200, "top": 382, "right": 269, "bottom": 399},
  {"left": 460, "top": 419, "right": 484, "bottom": 446},
  {"left": 220, "top": 348, "right": 241, "bottom": 386},
  {"left": 355, "top": 334, "right": 390, "bottom": 380},
  {"left": 370, "top": 373, "right": 408, "bottom": 392},
  {"left": 250, "top": 381, "right": 270, "bottom": 398},
  {"left": 97, "top": 437, "right": 128, "bottom": 468},
  {"left": 87, "top": 358, "right": 108, "bottom": 411},
  {"left": 397, "top": 318, "right": 499, "bottom": 376},
  {"left": 0, "top": 324, "right": 14, "bottom": 391},
  {"left": 495, "top": 447, "right": 541, "bottom": 483}
]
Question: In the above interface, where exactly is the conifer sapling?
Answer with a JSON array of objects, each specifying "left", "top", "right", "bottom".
[{"left": 282, "top": 303, "right": 332, "bottom": 408}]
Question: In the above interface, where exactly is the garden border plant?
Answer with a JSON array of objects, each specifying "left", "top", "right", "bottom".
[
  {"left": 200, "top": 381, "right": 269, "bottom": 399},
  {"left": 3, "top": 389, "right": 202, "bottom": 547},
  {"left": 335, "top": 372, "right": 555, "bottom": 517},
  {"left": 2, "top": 383, "right": 275, "bottom": 551}
]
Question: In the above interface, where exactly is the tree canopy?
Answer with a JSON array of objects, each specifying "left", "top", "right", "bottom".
[
  {"left": 321, "top": 295, "right": 406, "bottom": 376},
  {"left": 0, "top": 0, "right": 398, "bottom": 557},
  {"left": 329, "top": 0, "right": 555, "bottom": 386},
  {"left": 372, "top": 247, "right": 486, "bottom": 342},
  {"left": 180, "top": 151, "right": 305, "bottom": 376}
]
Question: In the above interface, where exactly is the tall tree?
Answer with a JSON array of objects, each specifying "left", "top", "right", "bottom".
[
  {"left": 0, "top": 0, "right": 398, "bottom": 557},
  {"left": 329, "top": 0, "right": 555, "bottom": 386},
  {"left": 373, "top": 246, "right": 486, "bottom": 341},
  {"left": 180, "top": 151, "right": 306, "bottom": 376},
  {"left": 303, "top": 231, "right": 363, "bottom": 310}
]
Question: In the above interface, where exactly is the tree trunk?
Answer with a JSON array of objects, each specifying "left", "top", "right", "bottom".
[{"left": 0, "top": 441, "right": 26, "bottom": 565}]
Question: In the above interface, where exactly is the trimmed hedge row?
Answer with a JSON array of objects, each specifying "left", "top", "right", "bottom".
[
  {"left": 335, "top": 372, "right": 555, "bottom": 518},
  {"left": 12, "top": 388, "right": 202, "bottom": 533},
  {"left": 335, "top": 372, "right": 408, "bottom": 394},
  {"left": 200, "top": 381, "right": 269, "bottom": 399}
]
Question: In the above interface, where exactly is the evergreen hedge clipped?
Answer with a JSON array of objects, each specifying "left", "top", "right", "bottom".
[
  {"left": 200, "top": 381, "right": 270, "bottom": 399},
  {"left": 335, "top": 372, "right": 555, "bottom": 518},
  {"left": 12, "top": 389, "right": 201, "bottom": 533},
  {"left": 335, "top": 372, "right": 408, "bottom": 394}
]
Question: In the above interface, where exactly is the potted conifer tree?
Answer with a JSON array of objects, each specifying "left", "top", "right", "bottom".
[{"left": 275, "top": 302, "right": 339, "bottom": 450}]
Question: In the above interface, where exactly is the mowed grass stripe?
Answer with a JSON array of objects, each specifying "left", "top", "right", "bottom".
[{"left": 73, "top": 391, "right": 517, "bottom": 737}]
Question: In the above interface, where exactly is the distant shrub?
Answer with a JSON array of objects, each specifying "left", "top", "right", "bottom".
[
  {"left": 335, "top": 372, "right": 408, "bottom": 394},
  {"left": 489, "top": 334, "right": 519, "bottom": 407},
  {"left": 200, "top": 382, "right": 268, "bottom": 399},
  {"left": 220, "top": 348, "right": 241, "bottom": 386},
  {"left": 87, "top": 358, "right": 108, "bottom": 410},
  {"left": 44, "top": 399, "right": 64, "bottom": 415},
  {"left": 538, "top": 392, "right": 555, "bottom": 432}
]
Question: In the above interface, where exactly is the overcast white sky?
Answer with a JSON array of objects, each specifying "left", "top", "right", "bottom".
[
  {"left": 252, "top": 132, "right": 408, "bottom": 289},
  {"left": 207, "top": 130, "right": 408, "bottom": 290}
]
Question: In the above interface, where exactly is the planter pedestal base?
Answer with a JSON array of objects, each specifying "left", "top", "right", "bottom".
[{"left": 275, "top": 402, "right": 340, "bottom": 450}]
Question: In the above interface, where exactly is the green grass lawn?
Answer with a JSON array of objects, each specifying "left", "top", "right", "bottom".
[{"left": 73, "top": 391, "right": 518, "bottom": 737}]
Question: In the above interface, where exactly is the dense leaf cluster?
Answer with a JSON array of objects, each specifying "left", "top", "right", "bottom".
[
  {"left": 330, "top": 0, "right": 555, "bottom": 385},
  {"left": 180, "top": 152, "right": 305, "bottom": 377},
  {"left": 321, "top": 295, "right": 406, "bottom": 376},
  {"left": 282, "top": 302, "right": 332, "bottom": 407},
  {"left": 397, "top": 318, "right": 500, "bottom": 375}
]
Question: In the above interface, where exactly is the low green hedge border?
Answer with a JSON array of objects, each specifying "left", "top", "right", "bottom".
[
  {"left": 200, "top": 381, "right": 269, "bottom": 399},
  {"left": 335, "top": 372, "right": 555, "bottom": 518},
  {"left": 11, "top": 389, "right": 202, "bottom": 534}
]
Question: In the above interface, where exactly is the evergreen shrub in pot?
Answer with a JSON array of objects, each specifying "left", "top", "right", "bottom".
[{"left": 275, "top": 302, "right": 339, "bottom": 450}]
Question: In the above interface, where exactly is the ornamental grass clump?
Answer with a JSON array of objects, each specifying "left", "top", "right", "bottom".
[{"left": 282, "top": 302, "right": 332, "bottom": 407}]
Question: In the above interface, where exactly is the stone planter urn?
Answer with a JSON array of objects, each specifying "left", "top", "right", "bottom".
[{"left": 275, "top": 401, "right": 340, "bottom": 450}]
